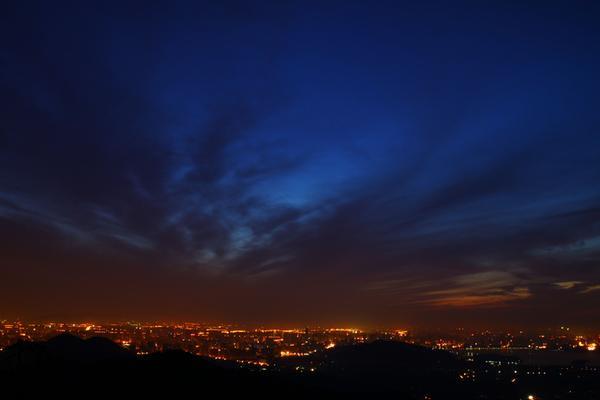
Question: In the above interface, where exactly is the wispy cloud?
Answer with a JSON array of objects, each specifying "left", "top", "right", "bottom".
[
  {"left": 418, "top": 271, "right": 532, "bottom": 307},
  {"left": 580, "top": 284, "right": 600, "bottom": 294},
  {"left": 423, "top": 287, "right": 531, "bottom": 307},
  {"left": 554, "top": 281, "right": 600, "bottom": 294},
  {"left": 533, "top": 236, "right": 600, "bottom": 257},
  {"left": 554, "top": 281, "right": 583, "bottom": 290}
]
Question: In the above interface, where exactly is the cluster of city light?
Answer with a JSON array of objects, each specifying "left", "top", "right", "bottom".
[
  {"left": 2, "top": 320, "right": 599, "bottom": 369},
  {"left": 280, "top": 350, "right": 316, "bottom": 357},
  {"left": 576, "top": 336, "right": 598, "bottom": 351}
]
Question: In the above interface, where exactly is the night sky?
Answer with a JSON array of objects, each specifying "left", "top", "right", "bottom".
[{"left": 2, "top": 1, "right": 600, "bottom": 329}]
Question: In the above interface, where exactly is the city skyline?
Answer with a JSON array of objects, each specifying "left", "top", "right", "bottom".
[{"left": 2, "top": 1, "right": 600, "bottom": 330}]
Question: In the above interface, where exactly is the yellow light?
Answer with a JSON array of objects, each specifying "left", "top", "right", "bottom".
[
  {"left": 528, "top": 395, "right": 535, "bottom": 400},
  {"left": 587, "top": 343, "right": 597, "bottom": 351}
]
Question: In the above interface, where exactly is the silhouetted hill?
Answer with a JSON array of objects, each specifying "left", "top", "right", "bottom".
[
  {"left": 0, "top": 335, "right": 284, "bottom": 398},
  {"left": 0, "top": 333, "right": 134, "bottom": 370},
  {"left": 0, "top": 336, "right": 463, "bottom": 398},
  {"left": 281, "top": 340, "right": 464, "bottom": 395},
  {"left": 315, "top": 340, "right": 461, "bottom": 373},
  {"left": 2, "top": 335, "right": 599, "bottom": 399}
]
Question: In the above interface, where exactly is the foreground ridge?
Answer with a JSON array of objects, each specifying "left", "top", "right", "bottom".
[{"left": 1, "top": 335, "right": 600, "bottom": 399}]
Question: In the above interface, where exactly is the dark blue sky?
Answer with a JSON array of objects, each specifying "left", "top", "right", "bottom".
[{"left": 1, "top": 1, "right": 600, "bottom": 328}]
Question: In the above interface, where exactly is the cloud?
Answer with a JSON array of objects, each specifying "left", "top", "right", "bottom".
[
  {"left": 580, "top": 284, "right": 600, "bottom": 294},
  {"left": 423, "top": 287, "right": 532, "bottom": 307},
  {"left": 418, "top": 271, "right": 532, "bottom": 307},
  {"left": 533, "top": 236, "right": 600, "bottom": 258},
  {"left": 554, "top": 281, "right": 583, "bottom": 290}
]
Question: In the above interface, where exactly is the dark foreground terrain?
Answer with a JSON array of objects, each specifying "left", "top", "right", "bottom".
[{"left": 1, "top": 334, "right": 599, "bottom": 399}]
